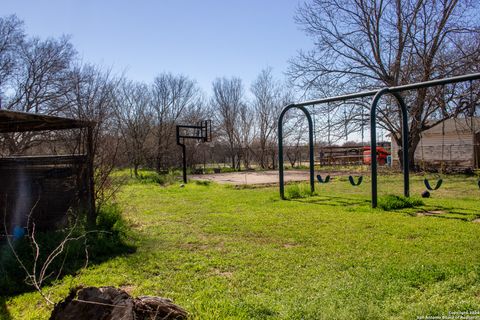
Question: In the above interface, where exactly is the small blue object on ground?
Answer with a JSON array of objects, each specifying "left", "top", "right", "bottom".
[{"left": 13, "top": 226, "right": 25, "bottom": 240}]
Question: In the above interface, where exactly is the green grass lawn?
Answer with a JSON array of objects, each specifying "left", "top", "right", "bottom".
[{"left": 2, "top": 172, "right": 480, "bottom": 319}]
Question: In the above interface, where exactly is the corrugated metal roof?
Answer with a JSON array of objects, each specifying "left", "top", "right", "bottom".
[{"left": 0, "top": 110, "right": 93, "bottom": 133}]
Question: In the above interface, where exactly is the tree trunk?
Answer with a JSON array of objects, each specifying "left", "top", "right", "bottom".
[
  {"left": 134, "top": 163, "right": 139, "bottom": 178},
  {"left": 396, "top": 130, "right": 421, "bottom": 172},
  {"left": 271, "top": 151, "right": 276, "bottom": 170},
  {"left": 259, "top": 139, "right": 267, "bottom": 169},
  {"left": 408, "top": 133, "right": 421, "bottom": 172},
  {"left": 156, "top": 135, "right": 162, "bottom": 172}
]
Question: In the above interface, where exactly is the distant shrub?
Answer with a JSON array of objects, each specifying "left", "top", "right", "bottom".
[
  {"left": 292, "top": 165, "right": 310, "bottom": 170},
  {"left": 220, "top": 167, "right": 238, "bottom": 173},
  {"left": 137, "top": 171, "right": 177, "bottom": 186},
  {"left": 378, "top": 195, "right": 423, "bottom": 211},
  {"left": 137, "top": 172, "right": 163, "bottom": 184}
]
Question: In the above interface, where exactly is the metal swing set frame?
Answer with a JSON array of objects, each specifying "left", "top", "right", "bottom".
[{"left": 278, "top": 73, "right": 480, "bottom": 207}]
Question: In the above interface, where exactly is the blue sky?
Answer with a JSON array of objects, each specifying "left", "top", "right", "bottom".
[{"left": 4, "top": 0, "right": 312, "bottom": 95}]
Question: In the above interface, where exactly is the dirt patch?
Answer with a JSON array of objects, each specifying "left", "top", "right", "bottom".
[
  {"left": 182, "top": 242, "right": 210, "bottom": 251},
  {"left": 472, "top": 218, "right": 480, "bottom": 224},
  {"left": 212, "top": 268, "right": 233, "bottom": 278},
  {"left": 190, "top": 170, "right": 363, "bottom": 185},
  {"left": 283, "top": 243, "right": 300, "bottom": 248},
  {"left": 416, "top": 210, "right": 446, "bottom": 217}
]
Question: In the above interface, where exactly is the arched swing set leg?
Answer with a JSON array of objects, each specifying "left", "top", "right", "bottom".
[
  {"left": 278, "top": 105, "right": 315, "bottom": 199},
  {"left": 370, "top": 89, "right": 410, "bottom": 207}
]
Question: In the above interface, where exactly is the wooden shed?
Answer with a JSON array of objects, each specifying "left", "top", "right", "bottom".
[
  {"left": 0, "top": 110, "right": 95, "bottom": 236},
  {"left": 391, "top": 117, "right": 480, "bottom": 170}
]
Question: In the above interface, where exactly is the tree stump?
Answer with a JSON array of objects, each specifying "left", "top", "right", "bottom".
[{"left": 50, "top": 286, "right": 187, "bottom": 320}]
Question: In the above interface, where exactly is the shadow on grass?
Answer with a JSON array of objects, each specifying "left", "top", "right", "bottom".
[
  {"left": 413, "top": 204, "right": 479, "bottom": 222},
  {"left": 290, "top": 195, "right": 371, "bottom": 207},
  {"left": 0, "top": 296, "right": 12, "bottom": 320},
  {"left": 0, "top": 230, "right": 136, "bottom": 298},
  {"left": 419, "top": 212, "right": 476, "bottom": 222},
  {"left": 428, "top": 215, "right": 471, "bottom": 222}
]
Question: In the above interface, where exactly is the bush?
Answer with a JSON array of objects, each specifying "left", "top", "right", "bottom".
[
  {"left": 378, "top": 195, "right": 423, "bottom": 211},
  {"left": 285, "top": 183, "right": 315, "bottom": 199},
  {"left": 137, "top": 171, "right": 177, "bottom": 186},
  {"left": 91, "top": 203, "right": 134, "bottom": 261},
  {"left": 96, "top": 203, "right": 128, "bottom": 236}
]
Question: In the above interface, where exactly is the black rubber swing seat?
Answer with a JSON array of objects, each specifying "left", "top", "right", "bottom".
[
  {"left": 317, "top": 175, "right": 331, "bottom": 183},
  {"left": 424, "top": 178, "right": 443, "bottom": 191},
  {"left": 348, "top": 175, "right": 363, "bottom": 186}
]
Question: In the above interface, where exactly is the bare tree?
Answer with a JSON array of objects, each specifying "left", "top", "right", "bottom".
[
  {"left": 64, "top": 64, "right": 121, "bottom": 212},
  {"left": 250, "top": 68, "right": 289, "bottom": 169},
  {"left": 237, "top": 103, "right": 256, "bottom": 169},
  {"left": 6, "top": 36, "right": 75, "bottom": 114},
  {"left": 0, "top": 15, "right": 24, "bottom": 97},
  {"left": 211, "top": 77, "right": 244, "bottom": 169},
  {"left": 114, "top": 81, "right": 152, "bottom": 177},
  {"left": 282, "top": 112, "right": 313, "bottom": 167},
  {"left": 1, "top": 29, "right": 76, "bottom": 154},
  {"left": 151, "top": 73, "right": 200, "bottom": 171},
  {"left": 289, "top": 0, "right": 480, "bottom": 168},
  {"left": 285, "top": 131, "right": 304, "bottom": 168}
]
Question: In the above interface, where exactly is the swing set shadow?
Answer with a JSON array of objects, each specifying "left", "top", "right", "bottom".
[
  {"left": 412, "top": 204, "right": 479, "bottom": 222},
  {"left": 289, "top": 195, "right": 370, "bottom": 208},
  {"left": 278, "top": 73, "right": 480, "bottom": 208}
]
